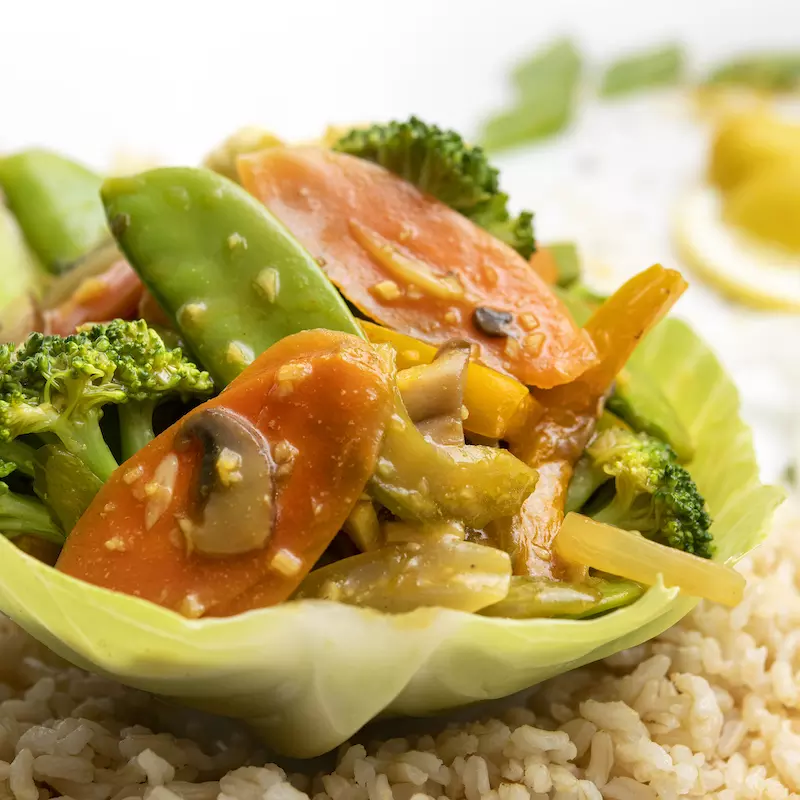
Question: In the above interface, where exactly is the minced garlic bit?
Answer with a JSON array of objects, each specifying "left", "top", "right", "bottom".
[
  {"left": 123, "top": 465, "right": 145, "bottom": 485},
  {"left": 524, "top": 333, "right": 545, "bottom": 356},
  {"left": 444, "top": 309, "right": 460, "bottom": 325},
  {"left": 254, "top": 268, "right": 281, "bottom": 303},
  {"left": 371, "top": 280, "right": 403, "bottom": 302},
  {"left": 73, "top": 278, "right": 108, "bottom": 304},
  {"left": 504, "top": 337, "right": 521, "bottom": 359},
  {"left": 144, "top": 454, "right": 179, "bottom": 531},
  {"left": 177, "top": 302, "right": 207, "bottom": 327},
  {"left": 226, "top": 341, "right": 255, "bottom": 368},
  {"left": 104, "top": 536, "right": 127, "bottom": 552},
  {"left": 270, "top": 548, "right": 303, "bottom": 577},
  {"left": 519, "top": 312, "right": 540, "bottom": 331},
  {"left": 274, "top": 439, "right": 299, "bottom": 478},
  {"left": 178, "top": 593, "right": 206, "bottom": 619},
  {"left": 320, "top": 580, "right": 342, "bottom": 602},
  {"left": 482, "top": 264, "right": 499, "bottom": 287},
  {"left": 227, "top": 232, "right": 248, "bottom": 250},
  {"left": 406, "top": 285, "right": 424, "bottom": 300},
  {"left": 215, "top": 447, "right": 243, "bottom": 487},
  {"left": 461, "top": 405, "right": 470, "bottom": 421},
  {"left": 276, "top": 361, "right": 312, "bottom": 396},
  {"left": 397, "top": 225, "right": 413, "bottom": 243}
]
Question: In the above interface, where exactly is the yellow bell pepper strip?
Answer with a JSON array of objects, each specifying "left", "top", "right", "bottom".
[
  {"left": 361, "top": 321, "right": 537, "bottom": 440},
  {"left": 502, "top": 265, "right": 687, "bottom": 578}
]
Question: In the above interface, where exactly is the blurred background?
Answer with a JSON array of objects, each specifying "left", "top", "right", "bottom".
[{"left": 2, "top": 0, "right": 799, "bottom": 484}]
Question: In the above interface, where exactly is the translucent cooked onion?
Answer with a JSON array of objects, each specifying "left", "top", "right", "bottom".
[
  {"left": 555, "top": 513, "right": 745, "bottom": 608},
  {"left": 295, "top": 536, "right": 511, "bottom": 613}
]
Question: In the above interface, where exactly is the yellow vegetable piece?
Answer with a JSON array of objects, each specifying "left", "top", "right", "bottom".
[
  {"left": 361, "top": 320, "right": 536, "bottom": 439},
  {"left": 709, "top": 111, "right": 800, "bottom": 192},
  {"left": 724, "top": 161, "right": 800, "bottom": 252},
  {"left": 555, "top": 513, "right": 745, "bottom": 608},
  {"left": 204, "top": 127, "right": 284, "bottom": 182}
]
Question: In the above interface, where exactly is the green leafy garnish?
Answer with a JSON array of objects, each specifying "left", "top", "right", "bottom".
[
  {"left": 600, "top": 44, "right": 685, "bottom": 97},
  {"left": 706, "top": 52, "right": 800, "bottom": 91},
  {"left": 481, "top": 39, "right": 583, "bottom": 152}
]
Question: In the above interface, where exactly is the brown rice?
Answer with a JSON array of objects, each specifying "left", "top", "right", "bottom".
[{"left": 0, "top": 501, "right": 797, "bottom": 800}]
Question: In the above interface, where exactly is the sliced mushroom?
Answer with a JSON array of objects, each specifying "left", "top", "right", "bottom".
[
  {"left": 396, "top": 339, "right": 471, "bottom": 446},
  {"left": 175, "top": 407, "right": 276, "bottom": 557},
  {"left": 472, "top": 306, "right": 513, "bottom": 338}
]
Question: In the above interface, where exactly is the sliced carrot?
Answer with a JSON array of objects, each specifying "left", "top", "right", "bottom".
[
  {"left": 43, "top": 259, "right": 143, "bottom": 336},
  {"left": 56, "top": 330, "right": 394, "bottom": 617},
  {"left": 237, "top": 147, "right": 597, "bottom": 389}
]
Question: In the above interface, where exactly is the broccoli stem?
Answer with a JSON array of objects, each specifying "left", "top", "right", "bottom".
[
  {"left": 0, "top": 440, "right": 38, "bottom": 477},
  {"left": 0, "top": 491, "right": 64, "bottom": 544},
  {"left": 118, "top": 401, "right": 157, "bottom": 462},
  {"left": 52, "top": 410, "right": 119, "bottom": 482}
]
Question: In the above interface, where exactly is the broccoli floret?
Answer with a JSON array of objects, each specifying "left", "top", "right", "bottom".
[
  {"left": 88, "top": 319, "right": 214, "bottom": 460},
  {"left": 577, "top": 427, "right": 713, "bottom": 558},
  {"left": 333, "top": 117, "right": 536, "bottom": 258},
  {"left": 0, "top": 320, "right": 213, "bottom": 481},
  {"left": 0, "top": 458, "right": 63, "bottom": 544}
]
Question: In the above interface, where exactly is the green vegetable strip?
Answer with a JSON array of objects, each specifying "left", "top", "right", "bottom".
[
  {"left": 0, "top": 150, "right": 107, "bottom": 273},
  {"left": 102, "top": 168, "right": 363, "bottom": 387},
  {"left": 481, "top": 39, "right": 582, "bottom": 152},
  {"left": 600, "top": 44, "right": 684, "bottom": 97}
]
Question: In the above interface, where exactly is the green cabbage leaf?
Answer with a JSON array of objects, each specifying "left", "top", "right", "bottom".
[{"left": 0, "top": 318, "right": 782, "bottom": 757}]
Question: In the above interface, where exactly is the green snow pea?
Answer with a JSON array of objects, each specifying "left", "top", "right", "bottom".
[
  {"left": 0, "top": 150, "right": 107, "bottom": 273},
  {"left": 101, "top": 167, "right": 362, "bottom": 386},
  {"left": 103, "top": 167, "right": 537, "bottom": 527}
]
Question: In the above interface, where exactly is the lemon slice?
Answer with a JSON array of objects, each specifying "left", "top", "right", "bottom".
[{"left": 675, "top": 185, "right": 800, "bottom": 311}]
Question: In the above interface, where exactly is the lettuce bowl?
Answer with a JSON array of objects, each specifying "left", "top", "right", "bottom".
[{"left": 0, "top": 317, "right": 782, "bottom": 757}]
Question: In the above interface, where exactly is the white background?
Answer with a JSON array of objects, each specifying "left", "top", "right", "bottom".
[{"left": 2, "top": 0, "right": 799, "bottom": 482}]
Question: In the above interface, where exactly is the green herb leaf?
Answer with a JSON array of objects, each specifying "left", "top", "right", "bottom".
[
  {"left": 600, "top": 44, "right": 685, "bottom": 97},
  {"left": 481, "top": 39, "right": 582, "bottom": 152},
  {"left": 706, "top": 52, "right": 800, "bottom": 91}
]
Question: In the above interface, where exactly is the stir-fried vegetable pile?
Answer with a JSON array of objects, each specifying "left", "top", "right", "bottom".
[{"left": 0, "top": 118, "right": 744, "bottom": 620}]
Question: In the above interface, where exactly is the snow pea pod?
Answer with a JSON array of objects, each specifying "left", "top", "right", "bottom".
[
  {"left": 0, "top": 150, "right": 107, "bottom": 273},
  {"left": 101, "top": 168, "right": 362, "bottom": 385}
]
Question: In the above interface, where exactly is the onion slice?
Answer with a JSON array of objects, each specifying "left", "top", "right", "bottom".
[{"left": 555, "top": 513, "right": 745, "bottom": 608}]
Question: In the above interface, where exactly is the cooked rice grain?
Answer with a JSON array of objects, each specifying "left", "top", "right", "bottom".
[{"left": 0, "top": 502, "right": 798, "bottom": 800}]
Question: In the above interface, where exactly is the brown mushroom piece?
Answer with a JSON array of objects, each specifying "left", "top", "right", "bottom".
[
  {"left": 175, "top": 407, "right": 276, "bottom": 556},
  {"left": 396, "top": 339, "right": 471, "bottom": 446}
]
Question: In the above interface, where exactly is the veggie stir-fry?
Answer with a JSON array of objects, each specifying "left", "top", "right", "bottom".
[{"left": 0, "top": 118, "right": 747, "bottom": 622}]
